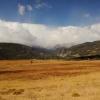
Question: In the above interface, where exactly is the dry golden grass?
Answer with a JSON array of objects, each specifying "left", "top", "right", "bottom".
[
  {"left": 0, "top": 60, "right": 100, "bottom": 100},
  {"left": 0, "top": 60, "right": 100, "bottom": 80}
]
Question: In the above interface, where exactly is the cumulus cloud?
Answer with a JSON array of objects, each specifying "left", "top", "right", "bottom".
[
  {"left": 0, "top": 20, "right": 36, "bottom": 46},
  {"left": 0, "top": 19, "right": 100, "bottom": 48},
  {"left": 18, "top": 4, "right": 26, "bottom": 16}
]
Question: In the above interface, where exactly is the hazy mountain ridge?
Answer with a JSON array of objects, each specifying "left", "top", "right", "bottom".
[
  {"left": 56, "top": 41, "right": 100, "bottom": 59},
  {"left": 0, "top": 41, "right": 100, "bottom": 60},
  {"left": 0, "top": 43, "right": 55, "bottom": 60}
]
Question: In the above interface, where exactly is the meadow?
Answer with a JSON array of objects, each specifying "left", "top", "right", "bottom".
[{"left": 0, "top": 60, "right": 100, "bottom": 100}]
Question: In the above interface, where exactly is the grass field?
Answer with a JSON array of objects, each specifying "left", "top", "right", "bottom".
[{"left": 0, "top": 60, "right": 100, "bottom": 100}]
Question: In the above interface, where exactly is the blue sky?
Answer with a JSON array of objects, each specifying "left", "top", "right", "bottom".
[{"left": 0, "top": 0, "right": 100, "bottom": 26}]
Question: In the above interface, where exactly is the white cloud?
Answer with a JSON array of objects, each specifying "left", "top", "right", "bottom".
[
  {"left": 18, "top": 4, "right": 26, "bottom": 16},
  {"left": 27, "top": 5, "right": 33, "bottom": 11},
  {"left": 0, "top": 19, "right": 100, "bottom": 48},
  {"left": 35, "top": 2, "right": 52, "bottom": 9},
  {"left": 18, "top": 4, "right": 33, "bottom": 16}
]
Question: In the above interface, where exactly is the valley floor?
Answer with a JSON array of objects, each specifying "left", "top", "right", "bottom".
[{"left": 0, "top": 60, "right": 100, "bottom": 100}]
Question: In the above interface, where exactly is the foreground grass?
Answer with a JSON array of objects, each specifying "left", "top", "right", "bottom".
[
  {"left": 0, "top": 72, "right": 100, "bottom": 100},
  {"left": 0, "top": 60, "right": 100, "bottom": 100}
]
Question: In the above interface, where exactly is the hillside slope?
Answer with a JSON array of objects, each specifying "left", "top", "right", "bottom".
[
  {"left": 0, "top": 41, "right": 100, "bottom": 60},
  {"left": 0, "top": 43, "right": 54, "bottom": 60},
  {"left": 56, "top": 41, "right": 100, "bottom": 59}
]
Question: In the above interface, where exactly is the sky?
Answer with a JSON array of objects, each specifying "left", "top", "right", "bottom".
[
  {"left": 0, "top": 0, "right": 100, "bottom": 26},
  {"left": 0, "top": 0, "right": 100, "bottom": 48}
]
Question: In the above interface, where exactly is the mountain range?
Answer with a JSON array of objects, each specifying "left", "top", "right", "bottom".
[
  {"left": 56, "top": 41, "right": 100, "bottom": 60},
  {"left": 0, "top": 43, "right": 55, "bottom": 60},
  {"left": 0, "top": 41, "right": 100, "bottom": 60}
]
